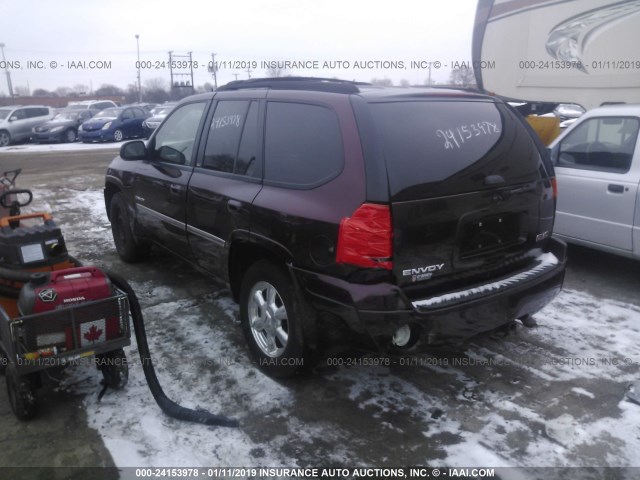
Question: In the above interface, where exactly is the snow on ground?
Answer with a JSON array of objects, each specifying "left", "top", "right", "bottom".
[
  {"left": 32, "top": 186, "right": 640, "bottom": 470},
  {"left": 0, "top": 140, "right": 123, "bottom": 154}
]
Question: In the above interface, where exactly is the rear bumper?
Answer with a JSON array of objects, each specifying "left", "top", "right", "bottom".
[{"left": 292, "top": 238, "right": 567, "bottom": 351}]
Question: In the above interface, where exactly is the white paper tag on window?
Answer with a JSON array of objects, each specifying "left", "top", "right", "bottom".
[{"left": 21, "top": 243, "right": 45, "bottom": 263}]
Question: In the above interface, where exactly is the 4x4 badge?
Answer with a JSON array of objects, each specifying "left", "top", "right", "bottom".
[{"left": 38, "top": 288, "right": 57, "bottom": 303}]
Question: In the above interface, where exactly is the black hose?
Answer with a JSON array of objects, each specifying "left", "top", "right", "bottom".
[
  {"left": 0, "top": 265, "right": 40, "bottom": 284},
  {"left": 0, "top": 255, "right": 82, "bottom": 297},
  {"left": 106, "top": 270, "right": 240, "bottom": 428}
]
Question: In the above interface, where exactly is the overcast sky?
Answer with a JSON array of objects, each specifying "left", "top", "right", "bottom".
[{"left": 0, "top": 0, "right": 478, "bottom": 94}]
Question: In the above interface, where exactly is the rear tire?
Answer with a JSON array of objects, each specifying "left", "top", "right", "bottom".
[
  {"left": 97, "top": 349, "right": 128, "bottom": 390},
  {"left": 6, "top": 367, "right": 36, "bottom": 421},
  {"left": 64, "top": 129, "right": 77, "bottom": 143},
  {"left": 239, "top": 260, "right": 308, "bottom": 378},
  {"left": 109, "top": 192, "right": 150, "bottom": 262}
]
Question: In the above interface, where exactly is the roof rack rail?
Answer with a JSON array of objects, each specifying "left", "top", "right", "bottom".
[{"left": 217, "top": 77, "right": 369, "bottom": 94}]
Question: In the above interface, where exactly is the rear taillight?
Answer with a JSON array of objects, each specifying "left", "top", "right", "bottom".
[
  {"left": 336, "top": 203, "right": 392, "bottom": 269},
  {"left": 551, "top": 177, "right": 558, "bottom": 200}
]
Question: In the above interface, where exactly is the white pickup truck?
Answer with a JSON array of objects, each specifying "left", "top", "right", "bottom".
[{"left": 548, "top": 105, "right": 640, "bottom": 259}]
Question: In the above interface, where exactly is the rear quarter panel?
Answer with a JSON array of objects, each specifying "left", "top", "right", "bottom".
[{"left": 250, "top": 92, "right": 366, "bottom": 275}]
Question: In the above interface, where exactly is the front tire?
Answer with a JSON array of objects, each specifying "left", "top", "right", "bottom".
[
  {"left": 113, "top": 129, "right": 124, "bottom": 142},
  {"left": 6, "top": 367, "right": 36, "bottom": 421},
  {"left": 0, "top": 130, "right": 11, "bottom": 147},
  {"left": 109, "top": 193, "right": 150, "bottom": 262},
  {"left": 96, "top": 349, "right": 128, "bottom": 390},
  {"left": 239, "top": 260, "right": 307, "bottom": 378}
]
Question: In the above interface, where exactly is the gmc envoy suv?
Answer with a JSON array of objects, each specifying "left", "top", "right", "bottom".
[{"left": 104, "top": 77, "right": 566, "bottom": 377}]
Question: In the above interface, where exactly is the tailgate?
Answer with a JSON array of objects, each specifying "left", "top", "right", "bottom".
[
  {"left": 367, "top": 98, "right": 554, "bottom": 288},
  {"left": 391, "top": 181, "right": 546, "bottom": 287}
]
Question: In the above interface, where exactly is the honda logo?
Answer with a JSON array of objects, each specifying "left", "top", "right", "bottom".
[{"left": 38, "top": 288, "right": 57, "bottom": 303}]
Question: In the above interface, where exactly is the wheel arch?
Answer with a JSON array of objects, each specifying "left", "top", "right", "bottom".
[
  {"left": 227, "top": 236, "right": 293, "bottom": 302},
  {"left": 104, "top": 180, "right": 122, "bottom": 221}
]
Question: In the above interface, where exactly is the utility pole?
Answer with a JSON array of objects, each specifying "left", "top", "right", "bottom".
[
  {"left": 233, "top": 73, "right": 239, "bottom": 81},
  {"left": 245, "top": 66, "right": 252, "bottom": 79},
  {"left": 135, "top": 34, "right": 142, "bottom": 102},
  {"left": 169, "top": 51, "right": 195, "bottom": 97},
  {"left": 0, "top": 43, "right": 14, "bottom": 101},
  {"left": 208, "top": 53, "right": 218, "bottom": 90}
]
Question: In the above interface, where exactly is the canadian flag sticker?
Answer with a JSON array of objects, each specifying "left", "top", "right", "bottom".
[{"left": 81, "top": 319, "right": 106, "bottom": 346}]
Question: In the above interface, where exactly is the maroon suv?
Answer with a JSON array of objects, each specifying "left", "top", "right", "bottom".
[{"left": 104, "top": 77, "right": 566, "bottom": 377}]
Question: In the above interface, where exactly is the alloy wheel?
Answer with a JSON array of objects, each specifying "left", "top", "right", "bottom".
[{"left": 247, "top": 281, "right": 289, "bottom": 357}]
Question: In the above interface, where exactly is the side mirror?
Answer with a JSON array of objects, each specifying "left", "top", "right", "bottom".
[
  {"left": 9, "top": 116, "right": 17, "bottom": 122},
  {"left": 120, "top": 140, "right": 147, "bottom": 161}
]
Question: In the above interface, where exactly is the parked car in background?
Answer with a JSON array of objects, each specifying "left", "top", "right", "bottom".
[
  {"left": 105, "top": 77, "right": 566, "bottom": 377},
  {"left": 549, "top": 104, "right": 640, "bottom": 258},
  {"left": 32, "top": 109, "right": 95, "bottom": 143},
  {"left": 0, "top": 105, "right": 54, "bottom": 147},
  {"left": 132, "top": 103, "right": 156, "bottom": 113},
  {"left": 142, "top": 102, "right": 176, "bottom": 138},
  {"left": 66, "top": 100, "right": 118, "bottom": 112},
  {"left": 79, "top": 106, "right": 150, "bottom": 142}
]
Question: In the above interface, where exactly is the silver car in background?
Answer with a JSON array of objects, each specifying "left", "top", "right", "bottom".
[
  {"left": 0, "top": 105, "right": 54, "bottom": 146},
  {"left": 549, "top": 105, "right": 640, "bottom": 258}
]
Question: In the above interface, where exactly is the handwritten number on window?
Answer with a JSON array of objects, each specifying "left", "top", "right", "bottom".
[{"left": 436, "top": 122, "right": 499, "bottom": 150}]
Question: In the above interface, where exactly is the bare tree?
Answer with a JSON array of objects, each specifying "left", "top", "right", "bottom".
[
  {"left": 448, "top": 68, "right": 477, "bottom": 87},
  {"left": 145, "top": 87, "right": 170, "bottom": 104},
  {"left": 55, "top": 86, "right": 72, "bottom": 97},
  {"left": 144, "top": 77, "right": 167, "bottom": 90},
  {"left": 400, "top": 79, "right": 410, "bottom": 87},
  {"left": 266, "top": 67, "right": 288, "bottom": 78},
  {"left": 370, "top": 77, "right": 393, "bottom": 86},
  {"left": 14, "top": 86, "right": 29, "bottom": 96},
  {"left": 72, "top": 84, "right": 89, "bottom": 95},
  {"left": 124, "top": 84, "right": 139, "bottom": 104},
  {"left": 95, "top": 84, "right": 125, "bottom": 96},
  {"left": 196, "top": 82, "right": 214, "bottom": 93},
  {"left": 33, "top": 88, "right": 55, "bottom": 97}
]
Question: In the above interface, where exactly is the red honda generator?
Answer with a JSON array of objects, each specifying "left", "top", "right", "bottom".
[{"left": 0, "top": 171, "right": 131, "bottom": 420}]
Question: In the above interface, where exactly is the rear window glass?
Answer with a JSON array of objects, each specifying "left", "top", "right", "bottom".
[
  {"left": 369, "top": 100, "right": 542, "bottom": 198},
  {"left": 264, "top": 102, "right": 343, "bottom": 188}
]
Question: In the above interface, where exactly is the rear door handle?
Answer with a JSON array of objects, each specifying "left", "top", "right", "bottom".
[
  {"left": 608, "top": 184, "right": 625, "bottom": 194},
  {"left": 227, "top": 199, "right": 242, "bottom": 212}
]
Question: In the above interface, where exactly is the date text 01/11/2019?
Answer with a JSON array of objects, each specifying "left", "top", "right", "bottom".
[{"left": 134, "top": 467, "right": 497, "bottom": 478}]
